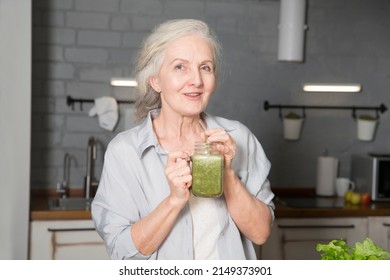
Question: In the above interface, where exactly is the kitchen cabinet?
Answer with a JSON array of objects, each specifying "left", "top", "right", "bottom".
[
  {"left": 29, "top": 220, "right": 109, "bottom": 260},
  {"left": 368, "top": 217, "right": 390, "bottom": 252},
  {"left": 260, "top": 217, "right": 368, "bottom": 260}
]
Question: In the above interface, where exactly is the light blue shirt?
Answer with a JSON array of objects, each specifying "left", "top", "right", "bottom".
[{"left": 91, "top": 110, "right": 275, "bottom": 260}]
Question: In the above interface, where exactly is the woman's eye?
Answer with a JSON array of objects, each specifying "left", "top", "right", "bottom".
[
  {"left": 175, "top": 64, "right": 185, "bottom": 70},
  {"left": 201, "top": 65, "right": 213, "bottom": 72}
]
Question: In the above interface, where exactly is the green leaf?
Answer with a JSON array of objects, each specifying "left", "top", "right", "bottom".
[
  {"left": 284, "top": 112, "right": 302, "bottom": 119},
  {"left": 317, "top": 237, "right": 390, "bottom": 260},
  {"left": 316, "top": 239, "right": 352, "bottom": 260},
  {"left": 352, "top": 238, "right": 390, "bottom": 260}
]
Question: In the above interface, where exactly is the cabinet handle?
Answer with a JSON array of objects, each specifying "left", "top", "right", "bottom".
[
  {"left": 278, "top": 225, "right": 355, "bottom": 229},
  {"left": 382, "top": 223, "right": 390, "bottom": 227},
  {"left": 48, "top": 228, "right": 96, "bottom": 232}
]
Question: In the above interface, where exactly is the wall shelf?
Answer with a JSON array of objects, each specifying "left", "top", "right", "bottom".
[
  {"left": 67, "top": 95, "right": 135, "bottom": 111},
  {"left": 263, "top": 100, "right": 387, "bottom": 119}
]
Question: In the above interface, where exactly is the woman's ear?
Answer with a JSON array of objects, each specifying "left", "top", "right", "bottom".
[{"left": 149, "top": 76, "right": 161, "bottom": 93}]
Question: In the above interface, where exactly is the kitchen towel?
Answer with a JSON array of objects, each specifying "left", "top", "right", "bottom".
[
  {"left": 316, "top": 156, "right": 339, "bottom": 196},
  {"left": 88, "top": 96, "right": 118, "bottom": 131}
]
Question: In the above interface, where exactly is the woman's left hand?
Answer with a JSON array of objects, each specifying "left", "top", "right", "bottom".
[{"left": 203, "top": 128, "right": 236, "bottom": 168}]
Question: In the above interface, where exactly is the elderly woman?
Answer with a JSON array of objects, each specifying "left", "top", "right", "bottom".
[{"left": 92, "top": 19, "right": 275, "bottom": 260}]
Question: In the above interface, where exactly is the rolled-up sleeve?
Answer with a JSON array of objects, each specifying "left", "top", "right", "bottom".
[{"left": 233, "top": 124, "right": 275, "bottom": 220}]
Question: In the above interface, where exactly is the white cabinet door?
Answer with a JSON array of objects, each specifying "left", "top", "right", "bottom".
[
  {"left": 261, "top": 217, "right": 368, "bottom": 260},
  {"left": 29, "top": 220, "right": 109, "bottom": 260},
  {"left": 368, "top": 217, "right": 390, "bottom": 251}
]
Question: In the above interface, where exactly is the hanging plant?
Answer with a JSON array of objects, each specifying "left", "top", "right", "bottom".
[
  {"left": 283, "top": 112, "right": 304, "bottom": 140},
  {"left": 357, "top": 114, "right": 378, "bottom": 121},
  {"left": 356, "top": 114, "right": 379, "bottom": 142},
  {"left": 284, "top": 112, "right": 303, "bottom": 119}
]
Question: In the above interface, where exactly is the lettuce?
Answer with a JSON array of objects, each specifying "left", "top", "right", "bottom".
[{"left": 316, "top": 237, "right": 390, "bottom": 260}]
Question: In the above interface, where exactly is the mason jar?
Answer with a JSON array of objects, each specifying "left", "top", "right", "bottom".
[{"left": 191, "top": 142, "right": 224, "bottom": 198}]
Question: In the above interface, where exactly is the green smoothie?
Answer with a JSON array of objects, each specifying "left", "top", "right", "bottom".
[{"left": 191, "top": 153, "right": 223, "bottom": 198}]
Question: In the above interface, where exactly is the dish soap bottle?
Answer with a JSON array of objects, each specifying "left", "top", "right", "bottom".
[{"left": 191, "top": 142, "right": 224, "bottom": 198}]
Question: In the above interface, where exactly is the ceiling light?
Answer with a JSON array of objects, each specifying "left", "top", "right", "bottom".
[
  {"left": 303, "top": 83, "right": 362, "bottom": 93},
  {"left": 110, "top": 78, "right": 137, "bottom": 87}
]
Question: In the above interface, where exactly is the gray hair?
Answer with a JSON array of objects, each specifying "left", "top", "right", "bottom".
[{"left": 134, "top": 19, "right": 222, "bottom": 120}]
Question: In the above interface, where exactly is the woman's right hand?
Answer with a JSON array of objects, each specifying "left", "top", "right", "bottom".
[{"left": 165, "top": 151, "right": 192, "bottom": 206}]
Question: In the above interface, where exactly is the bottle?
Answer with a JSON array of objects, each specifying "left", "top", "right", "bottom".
[{"left": 191, "top": 142, "right": 224, "bottom": 198}]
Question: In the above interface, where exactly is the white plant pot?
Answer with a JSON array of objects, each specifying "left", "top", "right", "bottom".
[
  {"left": 283, "top": 118, "right": 304, "bottom": 140},
  {"left": 357, "top": 118, "right": 378, "bottom": 141}
]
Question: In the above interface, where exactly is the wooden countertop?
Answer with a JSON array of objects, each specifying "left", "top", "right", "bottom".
[
  {"left": 30, "top": 188, "right": 390, "bottom": 220},
  {"left": 274, "top": 188, "right": 390, "bottom": 218},
  {"left": 274, "top": 199, "right": 390, "bottom": 218},
  {"left": 31, "top": 209, "right": 91, "bottom": 220}
]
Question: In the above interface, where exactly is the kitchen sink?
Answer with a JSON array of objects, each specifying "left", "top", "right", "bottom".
[{"left": 48, "top": 197, "right": 93, "bottom": 211}]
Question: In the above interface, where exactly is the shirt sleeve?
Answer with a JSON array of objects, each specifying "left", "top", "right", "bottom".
[
  {"left": 91, "top": 137, "right": 154, "bottom": 260},
  {"left": 233, "top": 124, "right": 275, "bottom": 219}
]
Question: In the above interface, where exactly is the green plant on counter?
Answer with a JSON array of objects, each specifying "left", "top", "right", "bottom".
[{"left": 316, "top": 237, "right": 390, "bottom": 260}]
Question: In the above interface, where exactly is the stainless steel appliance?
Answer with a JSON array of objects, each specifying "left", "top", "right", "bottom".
[{"left": 351, "top": 154, "right": 390, "bottom": 201}]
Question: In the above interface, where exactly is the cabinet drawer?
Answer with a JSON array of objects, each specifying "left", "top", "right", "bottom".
[
  {"left": 29, "top": 220, "right": 109, "bottom": 260},
  {"left": 368, "top": 217, "right": 390, "bottom": 251},
  {"left": 261, "top": 218, "right": 368, "bottom": 260}
]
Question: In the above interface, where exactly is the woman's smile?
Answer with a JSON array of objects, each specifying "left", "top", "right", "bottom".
[{"left": 182, "top": 91, "right": 203, "bottom": 99}]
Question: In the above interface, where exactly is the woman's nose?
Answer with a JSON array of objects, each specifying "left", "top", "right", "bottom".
[{"left": 188, "top": 68, "right": 202, "bottom": 87}]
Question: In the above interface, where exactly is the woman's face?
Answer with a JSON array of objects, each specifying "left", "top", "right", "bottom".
[{"left": 150, "top": 34, "right": 216, "bottom": 118}]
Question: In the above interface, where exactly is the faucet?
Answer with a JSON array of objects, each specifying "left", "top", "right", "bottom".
[
  {"left": 84, "top": 137, "right": 99, "bottom": 199},
  {"left": 57, "top": 153, "right": 70, "bottom": 198}
]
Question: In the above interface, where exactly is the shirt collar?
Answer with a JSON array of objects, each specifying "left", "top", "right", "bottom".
[{"left": 136, "top": 109, "right": 161, "bottom": 157}]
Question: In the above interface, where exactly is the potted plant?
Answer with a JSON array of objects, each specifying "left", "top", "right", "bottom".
[
  {"left": 356, "top": 114, "right": 379, "bottom": 142},
  {"left": 283, "top": 112, "right": 304, "bottom": 140}
]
